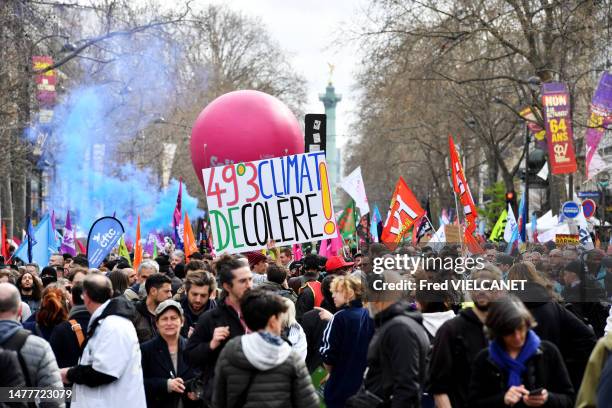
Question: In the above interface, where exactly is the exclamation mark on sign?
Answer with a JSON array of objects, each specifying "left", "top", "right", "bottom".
[{"left": 319, "top": 162, "right": 336, "bottom": 235}]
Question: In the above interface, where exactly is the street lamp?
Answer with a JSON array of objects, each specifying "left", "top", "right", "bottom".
[{"left": 597, "top": 172, "right": 609, "bottom": 236}]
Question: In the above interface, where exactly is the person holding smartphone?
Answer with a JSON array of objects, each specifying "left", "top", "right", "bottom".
[{"left": 468, "top": 295, "right": 574, "bottom": 407}]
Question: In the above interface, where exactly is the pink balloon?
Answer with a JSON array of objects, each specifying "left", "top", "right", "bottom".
[{"left": 190, "top": 90, "right": 304, "bottom": 187}]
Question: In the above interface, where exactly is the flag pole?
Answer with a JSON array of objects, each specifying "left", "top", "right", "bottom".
[{"left": 446, "top": 158, "right": 464, "bottom": 254}]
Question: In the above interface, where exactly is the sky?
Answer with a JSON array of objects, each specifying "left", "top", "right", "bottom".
[{"left": 208, "top": 0, "right": 369, "bottom": 153}]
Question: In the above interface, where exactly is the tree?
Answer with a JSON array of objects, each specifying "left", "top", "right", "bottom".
[{"left": 347, "top": 0, "right": 612, "bottom": 220}]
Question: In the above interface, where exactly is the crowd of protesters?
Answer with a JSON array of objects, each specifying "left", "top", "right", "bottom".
[{"left": 1, "top": 239, "right": 612, "bottom": 407}]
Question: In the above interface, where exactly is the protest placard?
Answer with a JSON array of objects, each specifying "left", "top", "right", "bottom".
[
  {"left": 555, "top": 234, "right": 580, "bottom": 247},
  {"left": 202, "top": 152, "right": 337, "bottom": 253}
]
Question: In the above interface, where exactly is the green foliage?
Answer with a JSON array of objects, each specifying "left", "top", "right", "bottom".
[{"left": 481, "top": 181, "right": 507, "bottom": 228}]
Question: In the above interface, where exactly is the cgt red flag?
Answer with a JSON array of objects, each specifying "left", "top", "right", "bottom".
[
  {"left": 381, "top": 177, "right": 425, "bottom": 250},
  {"left": 449, "top": 135, "right": 478, "bottom": 234}
]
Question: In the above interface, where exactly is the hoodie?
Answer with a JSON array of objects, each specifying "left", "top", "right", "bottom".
[
  {"left": 422, "top": 310, "right": 456, "bottom": 339},
  {"left": 0, "top": 319, "right": 21, "bottom": 345},
  {"left": 213, "top": 332, "right": 319, "bottom": 408},
  {"left": 241, "top": 332, "right": 292, "bottom": 370}
]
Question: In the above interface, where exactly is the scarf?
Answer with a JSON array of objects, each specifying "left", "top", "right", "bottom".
[{"left": 489, "top": 329, "right": 541, "bottom": 388}]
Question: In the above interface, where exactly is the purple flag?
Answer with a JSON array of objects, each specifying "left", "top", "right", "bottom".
[
  {"left": 60, "top": 211, "right": 77, "bottom": 256},
  {"left": 144, "top": 233, "right": 156, "bottom": 256},
  {"left": 173, "top": 178, "right": 184, "bottom": 249},
  {"left": 585, "top": 73, "right": 612, "bottom": 179}
]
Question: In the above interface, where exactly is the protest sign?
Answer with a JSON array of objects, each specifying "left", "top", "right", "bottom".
[
  {"left": 202, "top": 152, "right": 337, "bottom": 254},
  {"left": 444, "top": 225, "right": 461, "bottom": 244},
  {"left": 555, "top": 234, "right": 580, "bottom": 247}
]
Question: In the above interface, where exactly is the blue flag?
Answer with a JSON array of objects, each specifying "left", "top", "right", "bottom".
[
  {"left": 87, "top": 216, "right": 125, "bottom": 268},
  {"left": 506, "top": 192, "right": 525, "bottom": 255},
  {"left": 14, "top": 214, "right": 55, "bottom": 266},
  {"left": 370, "top": 205, "right": 382, "bottom": 243}
]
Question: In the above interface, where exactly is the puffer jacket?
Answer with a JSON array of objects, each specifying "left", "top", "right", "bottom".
[
  {"left": 0, "top": 320, "right": 65, "bottom": 408},
  {"left": 213, "top": 333, "right": 319, "bottom": 408}
]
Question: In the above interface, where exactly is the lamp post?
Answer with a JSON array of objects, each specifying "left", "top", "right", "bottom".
[{"left": 598, "top": 172, "right": 609, "bottom": 246}]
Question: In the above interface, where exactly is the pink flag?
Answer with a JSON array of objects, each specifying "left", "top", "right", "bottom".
[
  {"left": 60, "top": 211, "right": 77, "bottom": 256},
  {"left": 292, "top": 244, "right": 303, "bottom": 261}
]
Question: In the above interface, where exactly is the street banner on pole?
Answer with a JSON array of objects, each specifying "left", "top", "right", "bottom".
[{"left": 541, "top": 82, "right": 578, "bottom": 175}]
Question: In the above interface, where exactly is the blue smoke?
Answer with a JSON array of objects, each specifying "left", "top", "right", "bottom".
[{"left": 35, "top": 37, "right": 203, "bottom": 239}]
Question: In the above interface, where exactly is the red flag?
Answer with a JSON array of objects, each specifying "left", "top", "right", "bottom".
[
  {"left": 464, "top": 229, "right": 484, "bottom": 254},
  {"left": 1, "top": 223, "right": 8, "bottom": 260},
  {"left": 381, "top": 177, "right": 425, "bottom": 249},
  {"left": 183, "top": 213, "right": 198, "bottom": 260},
  {"left": 134, "top": 216, "right": 142, "bottom": 269},
  {"left": 449, "top": 136, "right": 478, "bottom": 234},
  {"left": 76, "top": 239, "right": 86, "bottom": 255}
]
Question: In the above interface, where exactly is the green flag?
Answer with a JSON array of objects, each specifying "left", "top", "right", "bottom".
[
  {"left": 338, "top": 200, "right": 357, "bottom": 239},
  {"left": 153, "top": 241, "right": 158, "bottom": 259},
  {"left": 118, "top": 235, "right": 132, "bottom": 266},
  {"left": 489, "top": 209, "right": 508, "bottom": 242}
]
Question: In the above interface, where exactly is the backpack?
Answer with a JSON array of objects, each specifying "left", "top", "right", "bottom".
[{"left": 0, "top": 329, "right": 37, "bottom": 408}]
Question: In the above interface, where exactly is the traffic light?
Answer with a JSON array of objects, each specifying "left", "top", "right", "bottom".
[{"left": 505, "top": 190, "right": 517, "bottom": 214}]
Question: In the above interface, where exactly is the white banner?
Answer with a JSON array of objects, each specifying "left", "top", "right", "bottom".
[{"left": 202, "top": 152, "right": 338, "bottom": 254}]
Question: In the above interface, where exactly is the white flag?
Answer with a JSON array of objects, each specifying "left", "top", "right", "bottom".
[
  {"left": 429, "top": 225, "right": 446, "bottom": 252},
  {"left": 504, "top": 204, "right": 517, "bottom": 243},
  {"left": 536, "top": 162, "right": 549, "bottom": 180},
  {"left": 340, "top": 167, "right": 370, "bottom": 215},
  {"left": 576, "top": 210, "right": 595, "bottom": 250}
]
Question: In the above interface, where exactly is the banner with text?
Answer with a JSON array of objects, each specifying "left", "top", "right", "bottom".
[
  {"left": 542, "top": 82, "right": 577, "bottom": 175},
  {"left": 202, "top": 152, "right": 337, "bottom": 254},
  {"left": 86, "top": 216, "right": 125, "bottom": 268}
]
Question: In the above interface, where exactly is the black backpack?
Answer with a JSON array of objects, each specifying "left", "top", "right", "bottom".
[
  {"left": 1, "top": 329, "right": 36, "bottom": 408},
  {"left": 1, "top": 329, "right": 32, "bottom": 386}
]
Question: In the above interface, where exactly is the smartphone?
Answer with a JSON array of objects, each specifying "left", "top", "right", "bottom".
[{"left": 529, "top": 387, "right": 544, "bottom": 396}]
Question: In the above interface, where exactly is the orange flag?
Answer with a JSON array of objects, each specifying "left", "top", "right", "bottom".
[
  {"left": 134, "top": 216, "right": 142, "bottom": 269},
  {"left": 183, "top": 213, "right": 198, "bottom": 260},
  {"left": 381, "top": 177, "right": 425, "bottom": 250}
]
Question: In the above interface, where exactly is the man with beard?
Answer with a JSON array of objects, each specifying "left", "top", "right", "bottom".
[
  {"left": 427, "top": 265, "right": 504, "bottom": 408},
  {"left": 180, "top": 271, "right": 217, "bottom": 337}
]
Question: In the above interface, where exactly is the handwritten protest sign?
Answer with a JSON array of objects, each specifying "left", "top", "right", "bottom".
[{"left": 202, "top": 152, "right": 337, "bottom": 254}]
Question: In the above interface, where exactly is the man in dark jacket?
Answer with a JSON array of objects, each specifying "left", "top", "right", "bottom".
[
  {"left": 259, "top": 264, "right": 298, "bottom": 303},
  {"left": 50, "top": 281, "right": 91, "bottom": 369},
  {"left": 213, "top": 289, "right": 318, "bottom": 408},
  {"left": 295, "top": 255, "right": 325, "bottom": 320},
  {"left": 511, "top": 280, "right": 596, "bottom": 390},
  {"left": 132, "top": 273, "right": 172, "bottom": 343},
  {"left": 562, "top": 259, "right": 609, "bottom": 336},
  {"left": 301, "top": 275, "right": 337, "bottom": 373},
  {"left": 184, "top": 255, "right": 253, "bottom": 404},
  {"left": 180, "top": 271, "right": 217, "bottom": 338},
  {"left": 428, "top": 267, "right": 502, "bottom": 408},
  {"left": 353, "top": 270, "right": 429, "bottom": 408}
]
